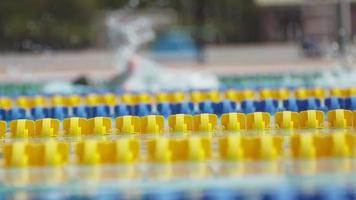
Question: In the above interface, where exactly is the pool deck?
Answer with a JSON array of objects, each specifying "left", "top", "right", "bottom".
[{"left": 0, "top": 44, "right": 342, "bottom": 83}]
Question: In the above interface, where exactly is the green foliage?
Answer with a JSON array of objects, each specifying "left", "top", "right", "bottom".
[
  {"left": 0, "top": 0, "right": 260, "bottom": 50},
  {"left": 0, "top": 0, "right": 98, "bottom": 50},
  {"left": 97, "top": 0, "right": 128, "bottom": 10}
]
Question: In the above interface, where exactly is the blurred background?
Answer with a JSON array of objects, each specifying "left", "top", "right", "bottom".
[
  {"left": 0, "top": 0, "right": 355, "bottom": 91},
  {"left": 0, "top": 0, "right": 259, "bottom": 50}
]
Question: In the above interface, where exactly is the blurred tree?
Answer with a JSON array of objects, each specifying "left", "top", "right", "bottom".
[
  {"left": 97, "top": 0, "right": 128, "bottom": 9},
  {"left": 0, "top": 0, "right": 97, "bottom": 50},
  {"left": 0, "top": 0, "right": 260, "bottom": 51},
  {"left": 214, "top": 0, "right": 260, "bottom": 43}
]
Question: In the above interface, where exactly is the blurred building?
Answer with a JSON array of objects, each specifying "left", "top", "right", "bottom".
[{"left": 256, "top": 0, "right": 354, "bottom": 44}]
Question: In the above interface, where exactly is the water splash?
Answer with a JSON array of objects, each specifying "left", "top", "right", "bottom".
[{"left": 105, "top": 9, "right": 219, "bottom": 91}]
